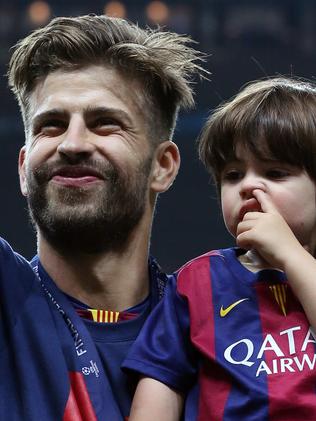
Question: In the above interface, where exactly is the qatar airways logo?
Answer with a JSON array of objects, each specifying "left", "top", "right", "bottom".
[{"left": 224, "top": 326, "right": 316, "bottom": 377}]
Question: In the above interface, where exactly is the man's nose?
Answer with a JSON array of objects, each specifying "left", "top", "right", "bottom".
[
  {"left": 239, "top": 172, "right": 265, "bottom": 199},
  {"left": 57, "top": 116, "right": 95, "bottom": 158}
]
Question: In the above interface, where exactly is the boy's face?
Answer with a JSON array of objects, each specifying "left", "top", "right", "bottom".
[{"left": 220, "top": 144, "right": 316, "bottom": 249}]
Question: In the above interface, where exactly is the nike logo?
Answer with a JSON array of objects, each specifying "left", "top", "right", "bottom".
[{"left": 220, "top": 298, "right": 249, "bottom": 317}]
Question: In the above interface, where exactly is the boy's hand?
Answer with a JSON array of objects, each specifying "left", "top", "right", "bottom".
[{"left": 236, "top": 189, "right": 305, "bottom": 270}]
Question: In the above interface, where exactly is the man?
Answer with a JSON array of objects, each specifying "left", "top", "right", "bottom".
[{"left": 3, "top": 14, "right": 204, "bottom": 420}]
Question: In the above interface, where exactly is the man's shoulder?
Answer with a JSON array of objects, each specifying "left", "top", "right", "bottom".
[
  {"left": 0, "top": 236, "right": 31, "bottom": 268},
  {"left": 0, "top": 238, "right": 42, "bottom": 325},
  {"left": 148, "top": 255, "right": 170, "bottom": 302},
  {"left": 0, "top": 236, "right": 38, "bottom": 296},
  {"left": 0, "top": 236, "right": 14, "bottom": 256}
]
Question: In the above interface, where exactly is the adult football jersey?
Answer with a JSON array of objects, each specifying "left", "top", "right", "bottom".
[
  {"left": 0, "top": 237, "right": 167, "bottom": 420},
  {"left": 123, "top": 248, "right": 316, "bottom": 420}
]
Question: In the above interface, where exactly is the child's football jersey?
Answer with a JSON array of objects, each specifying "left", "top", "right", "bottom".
[{"left": 123, "top": 248, "right": 316, "bottom": 420}]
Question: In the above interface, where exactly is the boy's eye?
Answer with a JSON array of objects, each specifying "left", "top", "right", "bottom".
[
  {"left": 222, "top": 170, "right": 243, "bottom": 182},
  {"left": 266, "top": 169, "right": 289, "bottom": 179}
]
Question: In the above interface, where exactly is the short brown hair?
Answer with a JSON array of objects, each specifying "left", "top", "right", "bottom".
[
  {"left": 199, "top": 77, "right": 316, "bottom": 187},
  {"left": 8, "top": 14, "right": 206, "bottom": 143}
]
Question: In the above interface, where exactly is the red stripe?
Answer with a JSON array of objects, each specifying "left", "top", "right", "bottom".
[
  {"left": 177, "top": 252, "right": 231, "bottom": 420},
  {"left": 256, "top": 282, "right": 316, "bottom": 419},
  {"left": 63, "top": 372, "right": 98, "bottom": 421},
  {"left": 198, "top": 361, "right": 231, "bottom": 421}
]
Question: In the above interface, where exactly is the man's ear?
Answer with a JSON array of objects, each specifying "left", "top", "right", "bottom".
[
  {"left": 18, "top": 146, "right": 28, "bottom": 196},
  {"left": 150, "top": 141, "right": 180, "bottom": 193}
]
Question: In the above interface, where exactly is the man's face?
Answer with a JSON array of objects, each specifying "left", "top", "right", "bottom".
[{"left": 19, "top": 65, "right": 155, "bottom": 253}]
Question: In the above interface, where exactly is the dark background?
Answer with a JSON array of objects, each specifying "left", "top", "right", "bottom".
[{"left": 1, "top": 0, "right": 316, "bottom": 272}]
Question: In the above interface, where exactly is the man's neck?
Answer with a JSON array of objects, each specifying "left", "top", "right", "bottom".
[{"left": 37, "top": 233, "right": 150, "bottom": 311}]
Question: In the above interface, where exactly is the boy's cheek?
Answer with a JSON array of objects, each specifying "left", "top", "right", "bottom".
[{"left": 222, "top": 211, "right": 237, "bottom": 238}]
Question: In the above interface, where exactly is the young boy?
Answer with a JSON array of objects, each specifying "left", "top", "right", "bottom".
[{"left": 123, "top": 77, "right": 316, "bottom": 420}]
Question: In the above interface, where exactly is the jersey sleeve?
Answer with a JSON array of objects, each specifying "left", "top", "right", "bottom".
[
  {"left": 0, "top": 237, "right": 39, "bottom": 326},
  {"left": 122, "top": 274, "right": 198, "bottom": 393}
]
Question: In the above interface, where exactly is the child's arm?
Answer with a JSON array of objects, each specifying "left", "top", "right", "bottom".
[
  {"left": 236, "top": 188, "right": 316, "bottom": 330},
  {"left": 129, "top": 377, "right": 183, "bottom": 421}
]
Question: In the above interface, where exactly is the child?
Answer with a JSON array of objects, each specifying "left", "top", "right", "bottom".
[{"left": 123, "top": 77, "right": 316, "bottom": 420}]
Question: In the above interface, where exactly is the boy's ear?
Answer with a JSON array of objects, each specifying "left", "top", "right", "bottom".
[
  {"left": 18, "top": 146, "right": 28, "bottom": 196},
  {"left": 150, "top": 141, "right": 180, "bottom": 193}
]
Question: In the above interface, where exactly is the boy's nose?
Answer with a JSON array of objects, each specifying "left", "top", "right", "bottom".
[{"left": 239, "top": 173, "right": 265, "bottom": 199}]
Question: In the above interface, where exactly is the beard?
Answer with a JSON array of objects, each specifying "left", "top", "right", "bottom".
[{"left": 25, "top": 155, "right": 153, "bottom": 254}]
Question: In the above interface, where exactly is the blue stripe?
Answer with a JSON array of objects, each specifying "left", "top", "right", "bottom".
[{"left": 210, "top": 248, "right": 269, "bottom": 421}]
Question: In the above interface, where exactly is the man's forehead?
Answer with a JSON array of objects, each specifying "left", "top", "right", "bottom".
[{"left": 28, "top": 65, "right": 145, "bottom": 119}]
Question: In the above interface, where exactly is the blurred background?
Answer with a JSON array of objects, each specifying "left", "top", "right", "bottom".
[{"left": 1, "top": 0, "right": 316, "bottom": 272}]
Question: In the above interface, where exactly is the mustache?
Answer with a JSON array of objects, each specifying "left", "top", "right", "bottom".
[{"left": 32, "top": 158, "right": 119, "bottom": 183}]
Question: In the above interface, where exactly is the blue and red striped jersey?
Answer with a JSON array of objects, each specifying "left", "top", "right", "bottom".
[
  {"left": 0, "top": 237, "right": 168, "bottom": 420},
  {"left": 123, "top": 247, "right": 316, "bottom": 420}
]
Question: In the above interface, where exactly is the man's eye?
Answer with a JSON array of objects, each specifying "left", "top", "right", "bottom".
[
  {"left": 35, "top": 121, "right": 66, "bottom": 137},
  {"left": 93, "top": 118, "right": 120, "bottom": 129}
]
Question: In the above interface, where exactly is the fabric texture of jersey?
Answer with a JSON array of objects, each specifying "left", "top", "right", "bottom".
[
  {"left": 123, "top": 247, "right": 316, "bottom": 420},
  {"left": 0, "top": 237, "right": 168, "bottom": 420}
]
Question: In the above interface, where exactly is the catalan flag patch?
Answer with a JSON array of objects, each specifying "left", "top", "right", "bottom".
[
  {"left": 89, "top": 309, "right": 120, "bottom": 323},
  {"left": 269, "top": 284, "right": 287, "bottom": 316}
]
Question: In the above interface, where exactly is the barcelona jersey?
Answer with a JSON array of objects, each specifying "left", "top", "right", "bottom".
[
  {"left": 123, "top": 248, "right": 316, "bottom": 420},
  {"left": 0, "top": 237, "right": 167, "bottom": 420}
]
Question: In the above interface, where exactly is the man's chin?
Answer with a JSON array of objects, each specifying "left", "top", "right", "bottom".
[
  {"left": 47, "top": 183, "right": 103, "bottom": 204},
  {"left": 43, "top": 188, "right": 105, "bottom": 215},
  {"left": 44, "top": 210, "right": 106, "bottom": 231},
  {"left": 36, "top": 216, "right": 139, "bottom": 255}
]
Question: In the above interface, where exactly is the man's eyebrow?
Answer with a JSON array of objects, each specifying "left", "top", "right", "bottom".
[
  {"left": 84, "top": 106, "right": 133, "bottom": 124},
  {"left": 31, "top": 107, "right": 134, "bottom": 129},
  {"left": 32, "top": 109, "right": 68, "bottom": 127}
]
